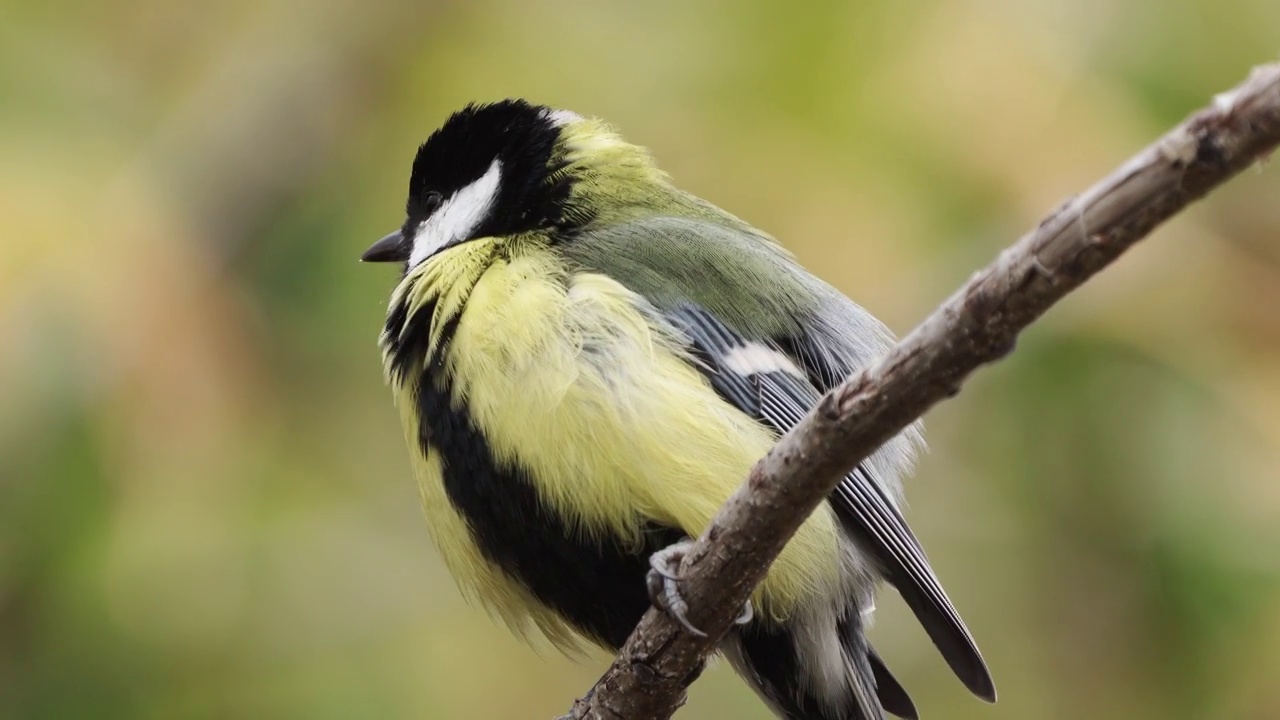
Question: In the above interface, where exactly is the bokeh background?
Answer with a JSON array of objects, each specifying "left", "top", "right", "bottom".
[{"left": 3, "top": 0, "right": 1279, "bottom": 718}]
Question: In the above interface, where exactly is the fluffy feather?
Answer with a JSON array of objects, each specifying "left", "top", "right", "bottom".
[
  {"left": 372, "top": 100, "right": 994, "bottom": 720},
  {"left": 389, "top": 237, "right": 846, "bottom": 631}
]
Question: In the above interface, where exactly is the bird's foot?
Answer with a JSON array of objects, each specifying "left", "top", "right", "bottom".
[{"left": 646, "top": 539, "right": 753, "bottom": 638}]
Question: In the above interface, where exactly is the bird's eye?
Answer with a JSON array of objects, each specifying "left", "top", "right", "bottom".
[{"left": 423, "top": 191, "right": 444, "bottom": 214}]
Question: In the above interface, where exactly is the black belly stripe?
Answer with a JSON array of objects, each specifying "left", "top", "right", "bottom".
[{"left": 416, "top": 359, "right": 684, "bottom": 649}]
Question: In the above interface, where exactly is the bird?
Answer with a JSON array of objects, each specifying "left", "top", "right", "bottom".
[{"left": 362, "top": 99, "right": 995, "bottom": 720}]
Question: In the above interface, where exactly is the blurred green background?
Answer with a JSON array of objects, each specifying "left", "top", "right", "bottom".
[{"left": 3, "top": 0, "right": 1279, "bottom": 718}]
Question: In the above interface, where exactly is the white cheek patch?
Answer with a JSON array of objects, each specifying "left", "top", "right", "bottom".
[
  {"left": 544, "top": 108, "right": 582, "bottom": 126},
  {"left": 409, "top": 159, "right": 504, "bottom": 268},
  {"left": 721, "top": 343, "right": 805, "bottom": 378}
]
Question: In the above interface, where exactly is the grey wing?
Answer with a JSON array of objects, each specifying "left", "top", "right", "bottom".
[{"left": 668, "top": 304, "right": 996, "bottom": 702}]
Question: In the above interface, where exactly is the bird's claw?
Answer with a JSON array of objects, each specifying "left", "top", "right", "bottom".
[
  {"left": 646, "top": 540, "right": 753, "bottom": 638},
  {"left": 648, "top": 545, "right": 684, "bottom": 581},
  {"left": 647, "top": 542, "right": 706, "bottom": 637}
]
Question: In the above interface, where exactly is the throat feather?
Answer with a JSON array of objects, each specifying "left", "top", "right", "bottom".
[{"left": 380, "top": 241, "right": 498, "bottom": 384}]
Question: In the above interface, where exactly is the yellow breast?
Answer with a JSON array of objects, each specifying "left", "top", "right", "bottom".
[{"left": 388, "top": 238, "right": 843, "bottom": 645}]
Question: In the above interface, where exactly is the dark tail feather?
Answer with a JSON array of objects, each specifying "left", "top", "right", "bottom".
[
  {"left": 728, "top": 619, "right": 886, "bottom": 720},
  {"left": 883, "top": 565, "right": 996, "bottom": 702},
  {"left": 867, "top": 644, "right": 918, "bottom": 720},
  {"left": 827, "top": 467, "right": 995, "bottom": 703}
]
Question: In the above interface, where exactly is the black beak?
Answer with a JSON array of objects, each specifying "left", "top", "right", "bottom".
[{"left": 361, "top": 230, "right": 409, "bottom": 263}]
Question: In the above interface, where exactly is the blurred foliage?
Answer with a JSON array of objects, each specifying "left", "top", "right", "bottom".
[{"left": 2, "top": 0, "right": 1279, "bottom": 718}]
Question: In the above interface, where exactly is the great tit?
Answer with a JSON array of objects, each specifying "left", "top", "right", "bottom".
[{"left": 363, "top": 100, "right": 995, "bottom": 720}]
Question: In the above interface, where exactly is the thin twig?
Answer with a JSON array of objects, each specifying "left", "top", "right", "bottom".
[{"left": 565, "top": 62, "right": 1280, "bottom": 720}]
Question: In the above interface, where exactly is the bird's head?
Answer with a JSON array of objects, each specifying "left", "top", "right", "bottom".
[{"left": 362, "top": 99, "right": 667, "bottom": 271}]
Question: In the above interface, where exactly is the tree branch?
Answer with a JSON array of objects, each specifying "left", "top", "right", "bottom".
[{"left": 563, "top": 62, "right": 1280, "bottom": 720}]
